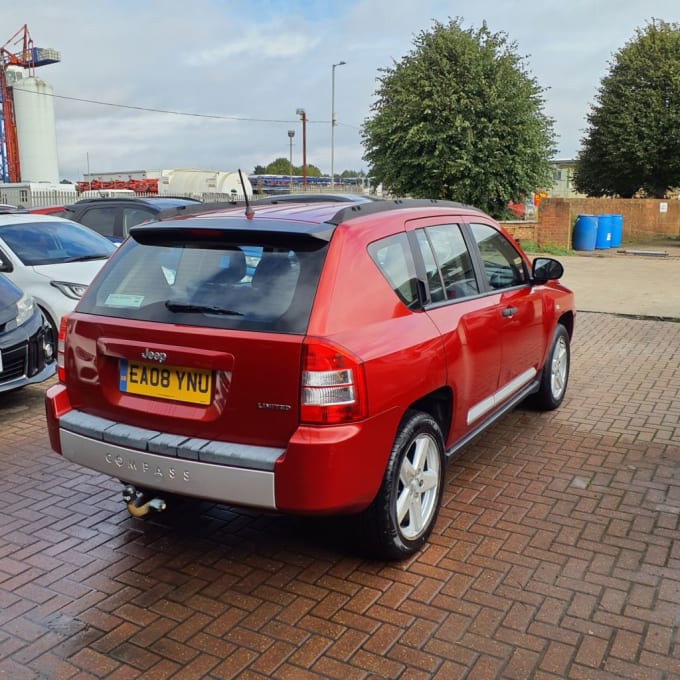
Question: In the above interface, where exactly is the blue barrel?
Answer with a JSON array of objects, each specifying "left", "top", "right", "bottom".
[
  {"left": 573, "top": 215, "right": 598, "bottom": 251},
  {"left": 610, "top": 214, "right": 623, "bottom": 248},
  {"left": 596, "top": 214, "right": 613, "bottom": 249}
]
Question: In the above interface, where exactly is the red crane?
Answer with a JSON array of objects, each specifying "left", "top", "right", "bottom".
[{"left": 0, "top": 25, "right": 60, "bottom": 183}]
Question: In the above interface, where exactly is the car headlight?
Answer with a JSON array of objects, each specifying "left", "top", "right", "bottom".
[
  {"left": 50, "top": 281, "right": 89, "bottom": 300},
  {"left": 15, "top": 292, "right": 36, "bottom": 327}
]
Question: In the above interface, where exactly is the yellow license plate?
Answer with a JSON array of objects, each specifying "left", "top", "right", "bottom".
[{"left": 119, "top": 360, "right": 212, "bottom": 405}]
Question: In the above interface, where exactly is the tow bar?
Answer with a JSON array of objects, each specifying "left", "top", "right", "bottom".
[{"left": 122, "top": 484, "right": 167, "bottom": 517}]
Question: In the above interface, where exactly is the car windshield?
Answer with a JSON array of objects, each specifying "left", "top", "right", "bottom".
[{"left": 0, "top": 220, "right": 116, "bottom": 265}]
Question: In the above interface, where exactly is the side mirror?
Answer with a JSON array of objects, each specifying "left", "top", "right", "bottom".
[{"left": 532, "top": 257, "right": 563, "bottom": 283}]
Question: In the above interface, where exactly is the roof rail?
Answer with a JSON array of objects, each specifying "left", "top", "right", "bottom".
[{"left": 327, "top": 198, "right": 483, "bottom": 226}]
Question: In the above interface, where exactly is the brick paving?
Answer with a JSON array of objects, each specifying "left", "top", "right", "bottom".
[{"left": 0, "top": 311, "right": 679, "bottom": 679}]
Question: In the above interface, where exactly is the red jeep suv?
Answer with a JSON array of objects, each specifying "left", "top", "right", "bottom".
[{"left": 45, "top": 199, "right": 574, "bottom": 559}]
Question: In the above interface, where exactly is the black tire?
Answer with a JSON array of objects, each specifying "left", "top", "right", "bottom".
[
  {"left": 360, "top": 410, "right": 445, "bottom": 560},
  {"left": 532, "top": 324, "right": 570, "bottom": 410}
]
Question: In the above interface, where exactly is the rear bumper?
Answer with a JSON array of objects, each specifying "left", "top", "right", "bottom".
[
  {"left": 45, "top": 384, "right": 399, "bottom": 514},
  {"left": 60, "top": 428, "right": 277, "bottom": 509}
]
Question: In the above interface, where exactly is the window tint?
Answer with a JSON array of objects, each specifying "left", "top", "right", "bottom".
[
  {"left": 79, "top": 234, "right": 327, "bottom": 334},
  {"left": 417, "top": 224, "right": 478, "bottom": 301},
  {"left": 470, "top": 223, "right": 527, "bottom": 290},
  {"left": 122, "top": 208, "right": 155, "bottom": 235},
  {"left": 79, "top": 207, "right": 118, "bottom": 238},
  {"left": 368, "top": 233, "right": 418, "bottom": 308}
]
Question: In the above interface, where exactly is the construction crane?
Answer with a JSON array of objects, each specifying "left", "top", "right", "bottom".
[{"left": 0, "top": 25, "right": 60, "bottom": 183}]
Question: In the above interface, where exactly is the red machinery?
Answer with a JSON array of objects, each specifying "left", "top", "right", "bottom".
[{"left": 76, "top": 179, "right": 159, "bottom": 194}]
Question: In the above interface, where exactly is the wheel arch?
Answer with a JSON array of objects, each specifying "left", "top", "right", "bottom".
[
  {"left": 408, "top": 386, "right": 453, "bottom": 443},
  {"left": 36, "top": 303, "right": 58, "bottom": 338},
  {"left": 558, "top": 310, "right": 574, "bottom": 339}
]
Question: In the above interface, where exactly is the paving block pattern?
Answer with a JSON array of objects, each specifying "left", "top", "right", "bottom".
[{"left": 0, "top": 311, "right": 678, "bottom": 679}]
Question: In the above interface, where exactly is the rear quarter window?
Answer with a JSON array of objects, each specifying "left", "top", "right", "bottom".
[{"left": 368, "top": 232, "right": 419, "bottom": 309}]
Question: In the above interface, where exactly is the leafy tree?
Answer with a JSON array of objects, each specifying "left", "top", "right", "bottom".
[
  {"left": 361, "top": 18, "right": 555, "bottom": 217},
  {"left": 574, "top": 19, "right": 680, "bottom": 198},
  {"left": 304, "top": 164, "right": 323, "bottom": 177},
  {"left": 254, "top": 160, "right": 361, "bottom": 178},
  {"left": 264, "top": 157, "right": 294, "bottom": 175}
]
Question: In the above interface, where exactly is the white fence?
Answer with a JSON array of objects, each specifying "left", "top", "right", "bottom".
[
  {"left": 1, "top": 184, "right": 376, "bottom": 210},
  {"left": 0, "top": 188, "right": 256, "bottom": 209},
  {"left": 0, "top": 188, "right": 77, "bottom": 209}
]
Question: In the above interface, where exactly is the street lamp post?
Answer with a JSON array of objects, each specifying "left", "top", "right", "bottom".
[
  {"left": 288, "top": 129, "right": 295, "bottom": 192},
  {"left": 330, "top": 60, "right": 346, "bottom": 191},
  {"left": 296, "top": 108, "right": 307, "bottom": 188}
]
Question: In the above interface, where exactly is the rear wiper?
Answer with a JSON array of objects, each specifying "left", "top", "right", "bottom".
[{"left": 165, "top": 300, "right": 243, "bottom": 316}]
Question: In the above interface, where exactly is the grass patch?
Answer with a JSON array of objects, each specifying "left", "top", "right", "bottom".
[{"left": 519, "top": 240, "right": 572, "bottom": 256}]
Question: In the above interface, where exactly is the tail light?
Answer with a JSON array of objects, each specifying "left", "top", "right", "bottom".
[
  {"left": 301, "top": 339, "right": 367, "bottom": 424},
  {"left": 57, "top": 315, "right": 68, "bottom": 382}
]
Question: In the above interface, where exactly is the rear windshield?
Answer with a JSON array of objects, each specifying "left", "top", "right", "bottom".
[{"left": 77, "top": 230, "right": 329, "bottom": 334}]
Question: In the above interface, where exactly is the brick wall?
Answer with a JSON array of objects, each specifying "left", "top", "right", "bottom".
[
  {"left": 501, "top": 220, "right": 538, "bottom": 247},
  {"left": 536, "top": 197, "right": 680, "bottom": 248}
]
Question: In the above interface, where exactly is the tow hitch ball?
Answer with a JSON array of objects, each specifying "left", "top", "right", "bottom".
[{"left": 122, "top": 484, "right": 167, "bottom": 517}]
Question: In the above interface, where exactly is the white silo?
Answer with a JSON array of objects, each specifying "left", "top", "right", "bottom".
[{"left": 12, "top": 76, "right": 60, "bottom": 183}]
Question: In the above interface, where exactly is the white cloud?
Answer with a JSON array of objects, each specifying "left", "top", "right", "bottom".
[{"left": 186, "top": 30, "right": 320, "bottom": 65}]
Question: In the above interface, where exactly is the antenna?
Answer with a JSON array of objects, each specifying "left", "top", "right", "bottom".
[{"left": 238, "top": 169, "right": 254, "bottom": 220}]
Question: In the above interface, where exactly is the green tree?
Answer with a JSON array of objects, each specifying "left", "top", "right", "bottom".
[
  {"left": 255, "top": 161, "right": 358, "bottom": 178},
  {"left": 265, "top": 157, "right": 294, "bottom": 175},
  {"left": 341, "top": 169, "right": 366, "bottom": 178},
  {"left": 361, "top": 18, "right": 555, "bottom": 217},
  {"left": 574, "top": 19, "right": 680, "bottom": 198},
  {"left": 305, "top": 164, "right": 322, "bottom": 177}
]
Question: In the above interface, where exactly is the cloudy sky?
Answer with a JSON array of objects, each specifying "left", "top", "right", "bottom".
[{"left": 2, "top": 0, "right": 678, "bottom": 181}]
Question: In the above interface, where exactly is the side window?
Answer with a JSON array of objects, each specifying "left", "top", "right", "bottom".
[
  {"left": 417, "top": 224, "right": 478, "bottom": 301},
  {"left": 368, "top": 233, "right": 419, "bottom": 308},
  {"left": 470, "top": 223, "right": 527, "bottom": 290},
  {"left": 415, "top": 231, "right": 446, "bottom": 303},
  {"left": 122, "top": 208, "right": 155, "bottom": 235},
  {"left": 78, "top": 207, "right": 117, "bottom": 238}
]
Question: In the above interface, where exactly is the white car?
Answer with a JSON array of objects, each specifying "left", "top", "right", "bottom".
[{"left": 0, "top": 213, "right": 116, "bottom": 337}]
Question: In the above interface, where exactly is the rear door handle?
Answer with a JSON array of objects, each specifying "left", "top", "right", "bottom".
[{"left": 502, "top": 307, "right": 518, "bottom": 318}]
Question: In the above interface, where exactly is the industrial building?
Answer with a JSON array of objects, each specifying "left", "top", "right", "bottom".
[{"left": 82, "top": 168, "right": 253, "bottom": 200}]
